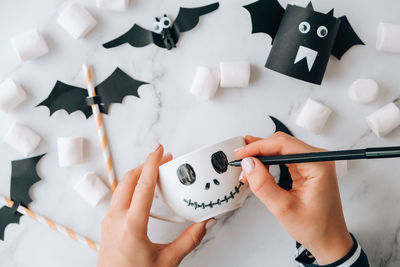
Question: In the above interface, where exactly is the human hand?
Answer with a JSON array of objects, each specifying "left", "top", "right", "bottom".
[
  {"left": 97, "top": 144, "right": 216, "bottom": 267},
  {"left": 235, "top": 133, "right": 353, "bottom": 265}
]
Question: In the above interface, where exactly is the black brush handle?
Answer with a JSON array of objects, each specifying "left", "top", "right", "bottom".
[
  {"left": 228, "top": 146, "right": 400, "bottom": 167},
  {"left": 365, "top": 147, "right": 400, "bottom": 159}
]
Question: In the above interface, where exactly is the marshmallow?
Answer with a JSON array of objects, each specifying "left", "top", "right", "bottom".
[
  {"left": 335, "top": 160, "right": 348, "bottom": 177},
  {"left": 348, "top": 79, "right": 379, "bottom": 104},
  {"left": 58, "top": 136, "right": 84, "bottom": 167},
  {"left": 57, "top": 3, "right": 97, "bottom": 40},
  {"left": 96, "top": 0, "right": 129, "bottom": 11},
  {"left": 190, "top": 66, "right": 220, "bottom": 100},
  {"left": 296, "top": 98, "right": 332, "bottom": 134},
  {"left": 4, "top": 124, "right": 41, "bottom": 156},
  {"left": 376, "top": 23, "right": 400, "bottom": 53},
  {"left": 219, "top": 61, "right": 251, "bottom": 88},
  {"left": 0, "top": 78, "right": 27, "bottom": 112},
  {"left": 11, "top": 28, "right": 49, "bottom": 61},
  {"left": 74, "top": 172, "right": 109, "bottom": 206},
  {"left": 366, "top": 102, "right": 400, "bottom": 137}
]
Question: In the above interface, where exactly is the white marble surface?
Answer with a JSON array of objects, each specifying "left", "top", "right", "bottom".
[{"left": 0, "top": 0, "right": 400, "bottom": 266}]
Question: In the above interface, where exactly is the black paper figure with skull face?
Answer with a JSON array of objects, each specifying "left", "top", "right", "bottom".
[{"left": 244, "top": 1, "right": 364, "bottom": 85}]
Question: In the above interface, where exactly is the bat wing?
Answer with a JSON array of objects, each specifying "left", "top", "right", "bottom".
[
  {"left": 270, "top": 115, "right": 293, "bottom": 136},
  {"left": 10, "top": 154, "right": 45, "bottom": 207},
  {"left": 332, "top": 16, "right": 365, "bottom": 60},
  {"left": 173, "top": 2, "right": 219, "bottom": 33},
  {"left": 269, "top": 116, "right": 293, "bottom": 191},
  {"left": 243, "top": 0, "right": 285, "bottom": 42},
  {"left": 0, "top": 206, "right": 22, "bottom": 241},
  {"left": 103, "top": 24, "right": 165, "bottom": 49},
  {"left": 37, "top": 81, "right": 92, "bottom": 119},
  {"left": 95, "top": 68, "right": 149, "bottom": 114}
]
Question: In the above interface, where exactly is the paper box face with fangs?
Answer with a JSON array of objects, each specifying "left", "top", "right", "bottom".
[{"left": 244, "top": 0, "right": 364, "bottom": 85}]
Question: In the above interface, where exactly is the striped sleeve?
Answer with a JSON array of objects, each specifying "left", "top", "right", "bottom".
[{"left": 295, "top": 234, "right": 369, "bottom": 267}]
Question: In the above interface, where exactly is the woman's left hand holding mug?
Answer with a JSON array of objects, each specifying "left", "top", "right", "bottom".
[{"left": 97, "top": 144, "right": 216, "bottom": 267}]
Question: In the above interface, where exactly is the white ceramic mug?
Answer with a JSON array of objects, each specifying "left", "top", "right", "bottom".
[{"left": 150, "top": 136, "right": 249, "bottom": 223}]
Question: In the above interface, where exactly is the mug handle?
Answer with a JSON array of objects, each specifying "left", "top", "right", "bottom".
[
  {"left": 149, "top": 212, "right": 187, "bottom": 223},
  {"left": 150, "top": 185, "right": 187, "bottom": 223}
]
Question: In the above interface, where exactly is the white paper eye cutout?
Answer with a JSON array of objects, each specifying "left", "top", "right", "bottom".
[
  {"left": 317, "top": 26, "right": 328, "bottom": 38},
  {"left": 299, "top": 21, "right": 310, "bottom": 34},
  {"left": 160, "top": 16, "right": 172, "bottom": 29},
  {"left": 153, "top": 21, "right": 163, "bottom": 34}
]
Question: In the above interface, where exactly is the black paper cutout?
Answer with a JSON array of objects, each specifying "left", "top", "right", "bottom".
[
  {"left": 0, "top": 154, "right": 45, "bottom": 241},
  {"left": 38, "top": 81, "right": 92, "bottom": 118},
  {"left": 0, "top": 206, "right": 23, "bottom": 241},
  {"left": 269, "top": 116, "right": 294, "bottom": 191},
  {"left": 244, "top": 0, "right": 364, "bottom": 85},
  {"left": 243, "top": 0, "right": 284, "bottom": 42},
  {"left": 37, "top": 68, "right": 149, "bottom": 119},
  {"left": 332, "top": 16, "right": 365, "bottom": 60},
  {"left": 103, "top": 2, "right": 219, "bottom": 50}
]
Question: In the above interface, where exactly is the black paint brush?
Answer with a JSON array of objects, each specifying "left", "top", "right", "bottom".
[{"left": 228, "top": 146, "right": 400, "bottom": 167}]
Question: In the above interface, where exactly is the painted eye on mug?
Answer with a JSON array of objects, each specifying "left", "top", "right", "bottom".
[
  {"left": 211, "top": 151, "right": 228, "bottom": 174},
  {"left": 177, "top": 163, "right": 196, "bottom": 185}
]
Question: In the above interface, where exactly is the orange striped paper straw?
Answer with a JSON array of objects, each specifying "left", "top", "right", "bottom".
[
  {"left": 0, "top": 195, "right": 99, "bottom": 251},
  {"left": 82, "top": 64, "right": 118, "bottom": 193}
]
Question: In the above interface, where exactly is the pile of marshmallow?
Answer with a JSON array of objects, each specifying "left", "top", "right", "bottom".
[
  {"left": 297, "top": 79, "right": 400, "bottom": 138},
  {"left": 3, "top": 123, "right": 109, "bottom": 207},
  {"left": 295, "top": 79, "right": 379, "bottom": 135},
  {"left": 58, "top": 137, "right": 109, "bottom": 207},
  {"left": 11, "top": 1, "right": 130, "bottom": 62},
  {"left": 296, "top": 22, "right": 400, "bottom": 138},
  {"left": 190, "top": 61, "right": 251, "bottom": 100},
  {"left": 1, "top": 1, "right": 135, "bottom": 208}
]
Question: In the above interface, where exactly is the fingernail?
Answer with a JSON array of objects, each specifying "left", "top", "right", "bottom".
[
  {"left": 234, "top": 146, "right": 244, "bottom": 152},
  {"left": 241, "top": 157, "right": 254, "bottom": 174},
  {"left": 205, "top": 218, "right": 217, "bottom": 231},
  {"left": 238, "top": 171, "right": 245, "bottom": 181},
  {"left": 151, "top": 142, "right": 161, "bottom": 152}
]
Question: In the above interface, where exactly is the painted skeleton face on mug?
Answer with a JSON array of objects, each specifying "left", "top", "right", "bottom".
[{"left": 176, "top": 151, "right": 244, "bottom": 210}]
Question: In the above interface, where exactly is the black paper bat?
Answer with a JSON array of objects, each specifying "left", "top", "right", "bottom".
[
  {"left": 269, "top": 116, "right": 294, "bottom": 191},
  {"left": 244, "top": 1, "right": 364, "bottom": 85},
  {"left": 103, "top": 2, "right": 219, "bottom": 50},
  {"left": 37, "top": 68, "right": 148, "bottom": 119},
  {"left": 0, "top": 154, "right": 45, "bottom": 240},
  {"left": 268, "top": 116, "right": 317, "bottom": 263}
]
